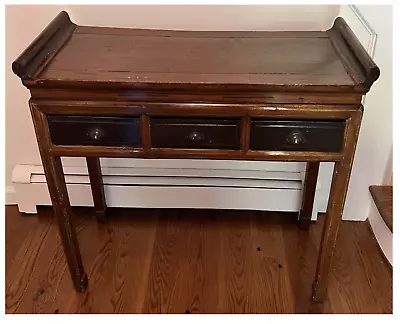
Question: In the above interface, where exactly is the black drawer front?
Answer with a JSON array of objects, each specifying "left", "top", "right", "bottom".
[
  {"left": 151, "top": 118, "right": 241, "bottom": 149},
  {"left": 250, "top": 120, "right": 345, "bottom": 152},
  {"left": 48, "top": 115, "right": 141, "bottom": 146}
]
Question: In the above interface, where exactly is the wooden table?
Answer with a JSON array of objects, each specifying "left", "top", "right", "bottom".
[{"left": 12, "top": 11, "right": 379, "bottom": 303}]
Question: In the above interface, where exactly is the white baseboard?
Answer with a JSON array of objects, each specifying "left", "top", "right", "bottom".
[
  {"left": 17, "top": 182, "right": 304, "bottom": 214},
  {"left": 367, "top": 198, "right": 392, "bottom": 265},
  {"left": 5, "top": 186, "right": 17, "bottom": 205},
  {"left": 11, "top": 163, "right": 331, "bottom": 220},
  {"left": 11, "top": 163, "right": 311, "bottom": 215}
]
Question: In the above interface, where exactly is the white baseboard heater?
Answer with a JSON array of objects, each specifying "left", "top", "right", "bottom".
[{"left": 11, "top": 162, "right": 327, "bottom": 220}]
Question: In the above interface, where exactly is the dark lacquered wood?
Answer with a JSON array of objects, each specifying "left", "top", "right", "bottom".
[
  {"left": 327, "top": 17, "right": 380, "bottom": 92},
  {"left": 140, "top": 114, "right": 151, "bottom": 152},
  {"left": 12, "top": 11, "right": 380, "bottom": 303},
  {"left": 47, "top": 145, "right": 343, "bottom": 162},
  {"left": 31, "top": 100, "right": 362, "bottom": 118},
  {"left": 37, "top": 29, "right": 353, "bottom": 88},
  {"left": 150, "top": 117, "right": 241, "bottom": 149},
  {"left": 86, "top": 157, "right": 107, "bottom": 223},
  {"left": 5, "top": 206, "right": 392, "bottom": 314},
  {"left": 29, "top": 87, "right": 363, "bottom": 105},
  {"left": 250, "top": 120, "right": 346, "bottom": 152},
  {"left": 12, "top": 11, "right": 76, "bottom": 80},
  {"left": 20, "top": 14, "right": 378, "bottom": 96},
  {"left": 299, "top": 162, "right": 320, "bottom": 230},
  {"left": 29, "top": 24, "right": 371, "bottom": 94},
  {"left": 48, "top": 115, "right": 141, "bottom": 147},
  {"left": 240, "top": 115, "right": 251, "bottom": 155}
]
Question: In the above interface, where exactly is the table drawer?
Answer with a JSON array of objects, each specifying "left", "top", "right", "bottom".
[
  {"left": 250, "top": 120, "right": 346, "bottom": 152},
  {"left": 48, "top": 115, "right": 141, "bottom": 146},
  {"left": 150, "top": 118, "right": 241, "bottom": 149}
]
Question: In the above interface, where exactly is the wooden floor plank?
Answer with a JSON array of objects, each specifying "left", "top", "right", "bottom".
[
  {"left": 219, "top": 211, "right": 253, "bottom": 313},
  {"left": 311, "top": 217, "right": 384, "bottom": 314},
  {"left": 76, "top": 208, "right": 158, "bottom": 314},
  {"left": 5, "top": 208, "right": 54, "bottom": 314},
  {"left": 5, "top": 206, "right": 40, "bottom": 275},
  {"left": 141, "top": 209, "right": 195, "bottom": 314},
  {"left": 16, "top": 208, "right": 101, "bottom": 314},
  {"left": 12, "top": 219, "right": 67, "bottom": 314},
  {"left": 349, "top": 221, "right": 393, "bottom": 313},
  {"left": 249, "top": 212, "right": 295, "bottom": 313},
  {"left": 110, "top": 210, "right": 158, "bottom": 313},
  {"left": 5, "top": 206, "right": 392, "bottom": 314},
  {"left": 281, "top": 214, "right": 332, "bottom": 313},
  {"left": 170, "top": 210, "right": 224, "bottom": 314}
]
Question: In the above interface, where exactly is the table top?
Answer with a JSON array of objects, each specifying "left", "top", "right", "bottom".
[
  {"left": 40, "top": 28, "right": 351, "bottom": 87},
  {"left": 13, "top": 11, "right": 379, "bottom": 94}
]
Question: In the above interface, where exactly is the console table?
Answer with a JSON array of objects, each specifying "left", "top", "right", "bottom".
[{"left": 12, "top": 11, "right": 379, "bottom": 303}]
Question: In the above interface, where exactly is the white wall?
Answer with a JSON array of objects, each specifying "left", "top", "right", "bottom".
[
  {"left": 69, "top": 5, "right": 337, "bottom": 30},
  {"left": 342, "top": 5, "right": 393, "bottom": 220},
  {"left": 6, "top": 5, "right": 67, "bottom": 195},
  {"left": 5, "top": 4, "right": 339, "bottom": 199}
]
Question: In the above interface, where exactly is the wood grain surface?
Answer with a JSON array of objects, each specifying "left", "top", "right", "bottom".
[
  {"left": 369, "top": 185, "right": 392, "bottom": 232},
  {"left": 16, "top": 13, "right": 379, "bottom": 95},
  {"left": 5, "top": 206, "right": 392, "bottom": 314},
  {"left": 11, "top": 11, "right": 381, "bottom": 308},
  {"left": 38, "top": 27, "right": 353, "bottom": 87}
]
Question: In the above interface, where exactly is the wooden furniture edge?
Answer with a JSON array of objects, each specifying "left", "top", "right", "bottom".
[
  {"left": 327, "top": 17, "right": 380, "bottom": 93},
  {"left": 369, "top": 185, "right": 393, "bottom": 232},
  {"left": 12, "top": 11, "right": 76, "bottom": 80},
  {"left": 12, "top": 11, "right": 380, "bottom": 96}
]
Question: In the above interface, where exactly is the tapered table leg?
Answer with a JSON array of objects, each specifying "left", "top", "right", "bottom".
[
  {"left": 299, "top": 162, "right": 320, "bottom": 230},
  {"left": 86, "top": 157, "right": 107, "bottom": 223},
  {"left": 30, "top": 104, "right": 88, "bottom": 292},
  {"left": 312, "top": 112, "right": 362, "bottom": 302},
  {"left": 44, "top": 155, "right": 88, "bottom": 291}
]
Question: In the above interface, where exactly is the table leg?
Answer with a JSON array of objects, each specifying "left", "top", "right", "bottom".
[
  {"left": 312, "top": 113, "right": 362, "bottom": 302},
  {"left": 30, "top": 104, "right": 88, "bottom": 292},
  {"left": 298, "top": 162, "right": 320, "bottom": 230},
  {"left": 86, "top": 157, "right": 107, "bottom": 223},
  {"left": 45, "top": 156, "right": 88, "bottom": 292}
]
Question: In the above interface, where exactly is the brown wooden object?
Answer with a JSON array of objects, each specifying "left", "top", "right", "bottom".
[
  {"left": 12, "top": 11, "right": 379, "bottom": 302},
  {"left": 299, "top": 162, "right": 320, "bottom": 230},
  {"left": 369, "top": 185, "right": 393, "bottom": 232},
  {"left": 86, "top": 157, "right": 107, "bottom": 223}
]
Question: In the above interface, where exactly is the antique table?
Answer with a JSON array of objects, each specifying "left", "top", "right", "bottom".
[{"left": 12, "top": 11, "right": 379, "bottom": 302}]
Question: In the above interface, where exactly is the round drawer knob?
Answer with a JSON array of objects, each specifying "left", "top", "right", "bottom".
[
  {"left": 88, "top": 128, "right": 104, "bottom": 141},
  {"left": 286, "top": 131, "right": 306, "bottom": 145},
  {"left": 187, "top": 131, "right": 204, "bottom": 142}
]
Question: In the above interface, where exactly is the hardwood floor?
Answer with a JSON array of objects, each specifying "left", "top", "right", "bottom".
[{"left": 5, "top": 205, "right": 392, "bottom": 314}]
